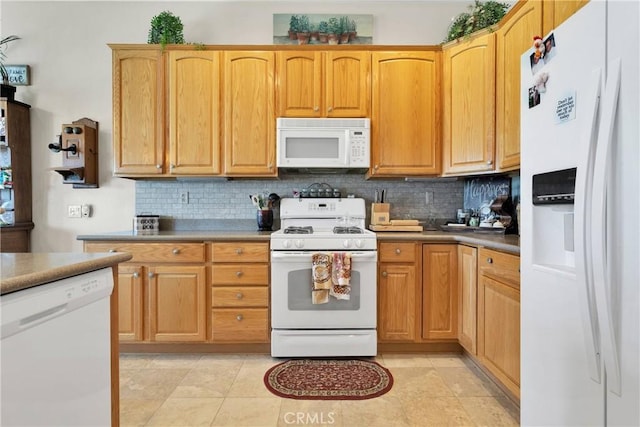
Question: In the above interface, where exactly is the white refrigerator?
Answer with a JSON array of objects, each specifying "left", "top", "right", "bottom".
[{"left": 520, "top": 1, "right": 639, "bottom": 426}]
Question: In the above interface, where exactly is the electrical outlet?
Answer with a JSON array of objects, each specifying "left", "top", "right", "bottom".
[
  {"left": 425, "top": 191, "right": 433, "bottom": 205},
  {"left": 81, "top": 204, "right": 91, "bottom": 218},
  {"left": 180, "top": 191, "right": 189, "bottom": 204},
  {"left": 68, "top": 205, "right": 82, "bottom": 218}
]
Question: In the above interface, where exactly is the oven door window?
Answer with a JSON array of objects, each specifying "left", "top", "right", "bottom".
[{"left": 287, "top": 269, "right": 361, "bottom": 310}]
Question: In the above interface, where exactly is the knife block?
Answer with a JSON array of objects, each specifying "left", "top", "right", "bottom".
[{"left": 371, "top": 203, "right": 390, "bottom": 225}]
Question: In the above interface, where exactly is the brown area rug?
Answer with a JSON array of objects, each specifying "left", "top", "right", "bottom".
[{"left": 264, "top": 359, "right": 393, "bottom": 400}]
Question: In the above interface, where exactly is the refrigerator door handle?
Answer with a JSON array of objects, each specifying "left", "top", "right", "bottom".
[
  {"left": 591, "top": 57, "right": 622, "bottom": 396},
  {"left": 574, "top": 67, "right": 604, "bottom": 383}
]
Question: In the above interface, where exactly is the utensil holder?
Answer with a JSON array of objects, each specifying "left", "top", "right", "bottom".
[
  {"left": 257, "top": 209, "right": 273, "bottom": 231},
  {"left": 371, "top": 203, "right": 390, "bottom": 225}
]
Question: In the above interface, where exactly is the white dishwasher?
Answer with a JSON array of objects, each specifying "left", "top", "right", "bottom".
[{"left": 1, "top": 267, "right": 113, "bottom": 426}]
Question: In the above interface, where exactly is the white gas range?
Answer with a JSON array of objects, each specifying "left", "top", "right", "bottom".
[{"left": 270, "top": 197, "right": 378, "bottom": 357}]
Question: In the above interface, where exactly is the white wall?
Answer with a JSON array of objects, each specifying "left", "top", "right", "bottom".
[{"left": 2, "top": 0, "right": 473, "bottom": 252}]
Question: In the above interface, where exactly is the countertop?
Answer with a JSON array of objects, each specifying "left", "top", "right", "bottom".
[
  {"left": 77, "top": 229, "right": 519, "bottom": 254},
  {"left": 0, "top": 252, "right": 133, "bottom": 295}
]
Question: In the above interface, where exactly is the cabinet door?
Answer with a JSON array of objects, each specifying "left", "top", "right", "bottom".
[
  {"left": 370, "top": 51, "right": 441, "bottom": 176},
  {"left": 543, "top": 0, "right": 588, "bottom": 35},
  {"left": 378, "top": 263, "right": 417, "bottom": 341},
  {"left": 117, "top": 264, "right": 144, "bottom": 341},
  {"left": 443, "top": 33, "right": 496, "bottom": 175},
  {"left": 422, "top": 244, "right": 458, "bottom": 339},
  {"left": 458, "top": 245, "right": 477, "bottom": 354},
  {"left": 168, "top": 51, "right": 221, "bottom": 175},
  {"left": 496, "top": 0, "right": 543, "bottom": 171},
  {"left": 324, "top": 51, "right": 370, "bottom": 117},
  {"left": 276, "top": 51, "right": 323, "bottom": 117},
  {"left": 112, "top": 48, "right": 165, "bottom": 175},
  {"left": 148, "top": 265, "right": 207, "bottom": 342},
  {"left": 222, "top": 51, "right": 276, "bottom": 176}
]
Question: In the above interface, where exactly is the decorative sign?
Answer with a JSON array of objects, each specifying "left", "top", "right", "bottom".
[
  {"left": 4, "top": 65, "right": 30, "bottom": 86},
  {"left": 463, "top": 176, "right": 511, "bottom": 212},
  {"left": 555, "top": 90, "right": 576, "bottom": 123}
]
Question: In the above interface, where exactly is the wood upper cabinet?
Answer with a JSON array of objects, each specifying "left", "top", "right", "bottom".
[
  {"left": 543, "top": 0, "right": 589, "bottom": 35},
  {"left": 111, "top": 47, "right": 165, "bottom": 175},
  {"left": 422, "top": 244, "right": 458, "bottom": 340},
  {"left": 276, "top": 51, "right": 370, "bottom": 118},
  {"left": 442, "top": 33, "right": 496, "bottom": 175},
  {"left": 495, "top": 0, "right": 543, "bottom": 171},
  {"left": 477, "top": 248, "right": 521, "bottom": 399},
  {"left": 222, "top": 51, "right": 276, "bottom": 177},
  {"left": 370, "top": 51, "right": 441, "bottom": 177},
  {"left": 377, "top": 242, "right": 421, "bottom": 342},
  {"left": 168, "top": 51, "right": 221, "bottom": 175},
  {"left": 458, "top": 245, "right": 478, "bottom": 354}
]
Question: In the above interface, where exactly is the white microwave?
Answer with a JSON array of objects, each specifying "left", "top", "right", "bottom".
[{"left": 276, "top": 118, "right": 370, "bottom": 170}]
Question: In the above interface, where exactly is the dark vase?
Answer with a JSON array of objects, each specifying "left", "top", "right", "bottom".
[{"left": 257, "top": 209, "right": 273, "bottom": 231}]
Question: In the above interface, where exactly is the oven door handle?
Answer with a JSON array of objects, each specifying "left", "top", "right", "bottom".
[{"left": 270, "top": 251, "right": 377, "bottom": 262}]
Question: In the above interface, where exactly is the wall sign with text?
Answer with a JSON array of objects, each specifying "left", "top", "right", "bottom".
[{"left": 4, "top": 65, "right": 31, "bottom": 86}]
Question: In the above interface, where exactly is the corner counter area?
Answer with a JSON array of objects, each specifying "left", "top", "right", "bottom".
[{"left": 0, "top": 252, "right": 132, "bottom": 427}]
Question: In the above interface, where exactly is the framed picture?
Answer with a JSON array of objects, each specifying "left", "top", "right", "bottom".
[{"left": 273, "top": 14, "right": 373, "bottom": 45}]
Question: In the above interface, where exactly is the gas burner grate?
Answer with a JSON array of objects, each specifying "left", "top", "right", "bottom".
[
  {"left": 284, "top": 226, "right": 314, "bottom": 234},
  {"left": 333, "top": 226, "right": 364, "bottom": 234}
]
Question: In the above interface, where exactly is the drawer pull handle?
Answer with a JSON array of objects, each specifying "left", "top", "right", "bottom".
[
  {"left": 133, "top": 272, "right": 139, "bottom": 278},
  {"left": 395, "top": 248, "right": 401, "bottom": 255},
  {"left": 382, "top": 271, "right": 388, "bottom": 277},
  {"left": 172, "top": 248, "right": 180, "bottom": 255},
  {"left": 235, "top": 248, "right": 243, "bottom": 255},
  {"left": 236, "top": 271, "right": 243, "bottom": 277},
  {"left": 236, "top": 292, "right": 244, "bottom": 299},
  {"left": 236, "top": 314, "right": 243, "bottom": 321},
  {"left": 486, "top": 257, "right": 493, "bottom": 264}
]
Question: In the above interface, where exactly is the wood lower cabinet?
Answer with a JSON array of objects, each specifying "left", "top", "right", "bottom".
[
  {"left": 422, "top": 244, "right": 458, "bottom": 340},
  {"left": 84, "top": 241, "right": 207, "bottom": 342},
  {"left": 377, "top": 242, "right": 421, "bottom": 342},
  {"left": 477, "top": 248, "right": 520, "bottom": 399},
  {"left": 210, "top": 242, "right": 270, "bottom": 342},
  {"left": 370, "top": 51, "right": 441, "bottom": 177},
  {"left": 442, "top": 33, "right": 496, "bottom": 175},
  {"left": 222, "top": 51, "right": 276, "bottom": 177},
  {"left": 276, "top": 51, "right": 370, "bottom": 118},
  {"left": 458, "top": 245, "right": 478, "bottom": 354}
]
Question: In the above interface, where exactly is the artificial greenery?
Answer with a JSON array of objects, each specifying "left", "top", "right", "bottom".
[
  {"left": 327, "top": 17, "right": 341, "bottom": 35},
  {"left": 444, "top": 0, "right": 510, "bottom": 42},
  {"left": 148, "top": 11, "right": 185, "bottom": 47},
  {"left": 288, "top": 15, "right": 300, "bottom": 33},
  {"left": 0, "top": 35, "right": 20, "bottom": 83}
]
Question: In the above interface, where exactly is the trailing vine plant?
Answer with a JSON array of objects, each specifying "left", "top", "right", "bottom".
[{"left": 444, "top": 0, "right": 511, "bottom": 43}]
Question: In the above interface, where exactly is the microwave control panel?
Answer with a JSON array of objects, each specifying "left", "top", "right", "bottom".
[{"left": 349, "top": 130, "right": 370, "bottom": 167}]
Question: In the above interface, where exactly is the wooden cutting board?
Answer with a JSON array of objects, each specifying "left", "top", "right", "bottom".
[{"left": 368, "top": 224, "right": 423, "bottom": 232}]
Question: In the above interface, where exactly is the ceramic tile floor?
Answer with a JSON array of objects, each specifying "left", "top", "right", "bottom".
[{"left": 119, "top": 353, "right": 520, "bottom": 427}]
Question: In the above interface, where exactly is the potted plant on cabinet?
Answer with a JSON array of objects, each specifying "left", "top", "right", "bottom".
[
  {"left": 444, "top": 0, "right": 510, "bottom": 42},
  {"left": 318, "top": 21, "right": 329, "bottom": 43},
  {"left": 296, "top": 15, "right": 310, "bottom": 45},
  {"left": 288, "top": 15, "right": 300, "bottom": 40},
  {"left": 1, "top": 35, "right": 20, "bottom": 101},
  {"left": 147, "top": 11, "right": 185, "bottom": 48},
  {"left": 327, "top": 17, "right": 341, "bottom": 45}
]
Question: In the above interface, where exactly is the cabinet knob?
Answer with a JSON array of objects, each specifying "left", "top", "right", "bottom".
[
  {"left": 236, "top": 292, "right": 244, "bottom": 300},
  {"left": 236, "top": 271, "right": 243, "bottom": 277},
  {"left": 382, "top": 271, "right": 388, "bottom": 277},
  {"left": 486, "top": 257, "right": 493, "bottom": 264},
  {"left": 235, "top": 248, "right": 243, "bottom": 255},
  {"left": 395, "top": 248, "right": 401, "bottom": 255},
  {"left": 487, "top": 160, "right": 493, "bottom": 166},
  {"left": 314, "top": 106, "right": 319, "bottom": 112},
  {"left": 327, "top": 107, "right": 333, "bottom": 112},
  {"left": 374, "top": 165, "right": 379, "bottom": 170},
  {"left": 172, "top": 248, "right": 180, "bottom": 255},
  {"left": 148, "top": 272, "right": 154, "bottom": 278},
  {"left": 108, "top": 249, "right": 116, "bottom": 253},
  {"left": 236, "top": 314, "right": 243, "bottom": 321},
  {"left": 156, "top": 164, "right": 162, "bottom": 169},
  {"left": 133, "top": 272, "right": 140, "bottom": 278},
  {"left": 170, "top": 163, "right": 175, "bottom": 169}
]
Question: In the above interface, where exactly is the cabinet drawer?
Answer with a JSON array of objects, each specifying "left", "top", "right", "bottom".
[
  {"left": 211, "top": 264, "right": 269, "bottom": 285},
  {"left": 379, "top": 242, "right": 417, "bottom": 262},
  {"left": 479, "top": 248, "right": 520, "bottom": 289},
  {"left": 84, "top": 242, "right": 205, "bottom": 263},
  {"left": 211, "top": 242, "right": 269, "bottom": 263},
  {"left": 212, "top": 286, "right": 268, "bottom": 308},
  {"left": 211, "top": 308, "right": 269, "bottom": 342}
]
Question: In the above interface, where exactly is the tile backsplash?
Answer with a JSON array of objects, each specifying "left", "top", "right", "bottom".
[{"left": 136, "top": 174, "right": 465, "bottom": 229}]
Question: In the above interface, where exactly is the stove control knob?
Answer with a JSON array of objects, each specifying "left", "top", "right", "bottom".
[
  {"left": 354, "top": 239, "right": 364, "bottom": 248},
  {"left": 343, "top": 239, "right": 352, "bottom": 248},
  {"left": 295, "top": 239, "right": 304, "bottom": 249},
  {"left": 282, "top": 240, "right": 292, "bottom": 249}
]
